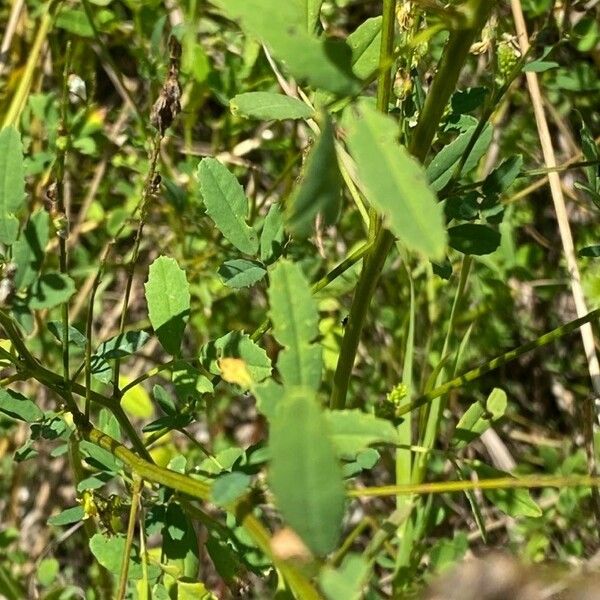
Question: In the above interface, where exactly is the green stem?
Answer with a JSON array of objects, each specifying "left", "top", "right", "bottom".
[
  {"left": 113, "top": 135, "right": 162, "bottom": 395},
  {"left": 57, "top": 42, "right": 72, "bottom": 388},
  {"left": 116, "top": 475, "right": 143, "bottom": 600},
  {"left": 330, "top": 0, "right": 494, "bottom": 411},
  {"left": 397, "top": 308, "right": 600, "bottom": 416},
  {"left": 414, "top": 255, "right": 471, "bottom": 482}
]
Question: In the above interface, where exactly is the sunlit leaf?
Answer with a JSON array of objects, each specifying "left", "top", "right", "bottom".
[
  {"left": 0, "top": 127, "right": 25, "bottom": 246},
  {"left": 197, "top": 158, "right": 259, "bottom": 255},
  {"left": 345, "top": 101, "right": 446, "bottom": 260},
  {"left": 0, "top": 388, "right": 43, "bottom": 423},
  {"left": 145, "top": 256, "right": 190, "bottom": 356},
  {"left": 230, "top": 92, "right": 313, "bottom": 121}
]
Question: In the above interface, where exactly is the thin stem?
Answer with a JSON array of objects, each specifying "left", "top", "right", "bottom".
[
  {"left": 397, "top": 308, "right": 600, "bottom": 416},
  {"left": 113, "top": 135, "right": 162, "bottom": 395},
  {"left": 116, "top": 475, "right": 143, "bottom": 600},
  {"left": 350, "top": 474, "right": 600, "bottom": 498},
  {"left": 330, "top": 0, "right": 494, "bottom": 411},
  {"left": 57, "top": 42, "right": 72, "bottom": 388},
  {"left": 414, "top": 255, "right": 471, "bottom": 482}
]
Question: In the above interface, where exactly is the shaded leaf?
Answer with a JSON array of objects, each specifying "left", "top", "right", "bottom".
[
  {"left": 198, "top": 158, "right": 259, "bottom": 255},
  {"left": 345, "top": 101, "right": 446, "bottom": 260},
  {"left": 448, "top": 224, "right": 500, "bottom": 255},
  {"left": 0, "top": 388, "right": 43, "bottom": 423},
  {"left": 200, "top": 331, "right": 271, "bottom": 384},
  {"left": 320, "top": 554, "right": 368, "bottom": 600},
  {"left": 47, "top": 321, "right": 87, "bottom": 348},
  {"left": 12, "top": 210, "right": 49, "bottom": 290},
  {"left": 29, "top": 273, "right": 75, "bottom": 309},
  {"left": 80, "top": 440, "right": 122, "bottom": 473},
  {"left": 269, "top": 388, "right": 345, "bottom": 555},
  {"left": 89, "top": 533, "right": 159, "bottom": 580},
  {"left": 482, "top": 155, "right": 523, "bottom": 197},
  {"left": 287, "top": 114, "right": 341, "bottom": 238},
  {"left": 427, "top": 125, "right": 493, "bottom": 191},
  {"left": 579, "top": 245, "right": 600, "bottom": 258},
  {"left": 211, "top": 472, "right": 251, "bottom": 507},
  {"left": 93, "top": 330, "right": 150, "bottom": 361},
  {"left": 218, "top": 259, "right": 266, "bottom": 289},
  {"left": 145, "top": 256, "right": 190, "bottom": 356}
]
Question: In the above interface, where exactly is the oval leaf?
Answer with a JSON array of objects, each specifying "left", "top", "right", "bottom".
[
  {"left": 269, "top": 389, "right": 345, "bottom": 556},
  {"left": 345, "top": 101, "right": 446, "bottom": 260},
  {"left": 448, "top": 223, "right": 500, "bottom": 256},
  {"left": 145, "top": 256, "right": 190, "bottom": 356},
  {"left": 268, "top": 260, "right": 322, "bottom": 389},
  {"left": 0, "top": 388, "right": 43, "bottom": 422},
  {"left": 0, "top": 126, "right": 25, "bottom": 245},
  {"left": 197, "top": 158, "right": 259, "bottom": 255},
  {"left": 230, "top": 92, "right": 314, "bottom": 121}
]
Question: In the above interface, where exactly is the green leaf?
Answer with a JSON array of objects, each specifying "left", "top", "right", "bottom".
[
  {"left": 268, "top": 260, "right": 322, "bottom": 389},
  {"left": 90, "top": 533, "right": 159, "bottom": 580},
  {"left": 426, "top": 125, "right": 493, "bottom": 191},
  {"left": 347, "top": 17, "right": 382, "bottom": 80},
  {"left": 218, "top": 259, "right": 266, "bottom": 288},
  {"left": 48, "top": 505, "right": 85, "bottom": 526},
  {"left": 47, "top": 321, "right": 87, "bottom": 348},
  {"left": 320, "top": 554, "right": 369, "bottom": 600},
  {"left": 145, "top": 256, "right": 191, "bottom": 356},
  {"left": 345, "top": 101, "right": 446, "bottom": 260},
  {"left": 154, "top": 384, "right": 177, "bottom": 415},
  {"left": 12, "top": 210, "right": 49, "bottom": 290},
  {"left": 287, "top": 114, "right": 342, "bottom": 238},
  {"left": 269, "top": 388, "right": 345, "bottom": 555},
  {"left": 211, "top": 472, "right": 251, "bottom": 507},
  {"left": 0, "top": 127, "right": 25, "bottom": 246},
  {"left": 173, "top": 362, "right": 214, "bottom": 402},
  {"left": 200, "top": 331, "right": 271, "bottom": 383},
  {"left": 162, "top": 503, "right": 199, "bottom": 579},
  {"left": 260, "top": 204, "right": 285, "bottom": 263},
  {"left": 28, "top": 273, "right": 76, "bottom": 310},
  {"left": 93, "top": 330, "right": 150, "bottom": 361},
  {"left": 197, "top": 158, "right": 259, "bottom": 255},
  {"left": 305, "top": 0, "right": 323, "bottom": 32},
  {"left": 482, "top": 155, "right": 523, "bottom": 197},
  {"left": 474, "top": 463, "right": 542, "bottom": 518},
  {"left": 213, "top": 0, "right": 358, "bottom": 96},
  {"left": 523, "top": 60, "right": 559, "bottom": 72},
  {"left": 80, "top": 440, "right": 123, "bottom": 473},
  {"left": 577, "top": 112, "right": 599, "bottom": 192},
  {"left": 230, "top": 92, "right": 314, "bottom": 121},
  {"left": 448, "top": 223, "right": 500, "bottom": 255},
  {"left": 0, "top": 388, "right": 43, "bottom": 422},
  {"left": 325, "top": 410, "right": 400, "bottom": 458},
  {"left": 579, "top": 245, "right": 600, "bottom": 258},
  {"left": 177, "top": 580, "right": 217, "bottom": 600},
  {"left": 452, "top": 388, "right": 507, "bottom": 448}
]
